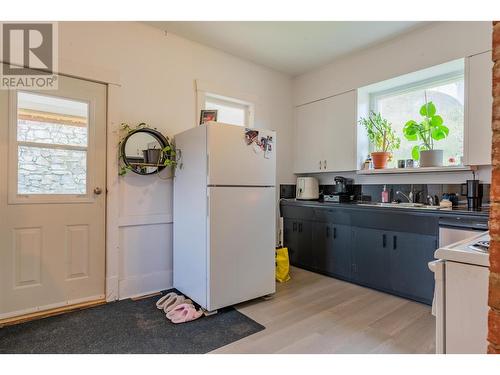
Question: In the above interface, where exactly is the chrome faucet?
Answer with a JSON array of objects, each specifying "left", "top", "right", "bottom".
[{"left": 396, "top": 190, "right": 412, "bottom": 203}]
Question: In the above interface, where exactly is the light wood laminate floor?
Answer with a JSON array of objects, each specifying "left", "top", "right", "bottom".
[{"left": 212, "top": 267, "right": 435, "bottom": 354}]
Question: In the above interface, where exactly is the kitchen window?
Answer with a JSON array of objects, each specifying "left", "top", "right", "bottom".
[
  {"left": 204, "top": 93, "right": 253, "bottom": 127},
  {"left": 370, "top": 73, "right": 465, "bottom": 167}
]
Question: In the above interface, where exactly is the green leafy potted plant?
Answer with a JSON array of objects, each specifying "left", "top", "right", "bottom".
[
  {"left": 403, "top": 99, "right": 449, "bottom": 167},
  {"left": 359, "top": 111, "right": 400, "bottom": 169}
]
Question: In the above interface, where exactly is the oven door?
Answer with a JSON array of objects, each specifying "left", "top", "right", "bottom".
[
  {"left": 439, "top": 226, "right": 483, "bottom": 247},
  {"left": 438, "top": 217, "right": 488, "bottom": 248}
]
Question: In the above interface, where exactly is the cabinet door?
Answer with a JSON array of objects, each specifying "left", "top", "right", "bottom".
[
  {"left": 322, "top": 90, "right": 357, "bottom": 172},
  {"left": 283, "top": 218, "right": 299, "bottom": 265},
  {"left": 312, "top": 221, "right": 330, "bottom": 272},
  {"left": 352, "top": 227, "right": 390, "bottom": 290},
  {"left": 296, "top": 220, "right": 314, "bottom": 268},
  {"left": 466, "top": 51, "right": 493, "bottom": 166},
  {"left": 294, "top": 100, "right": 324, "bottom": 173},
  {"left": 329, "top": 224, "right": 352, "bottom": 279},
  {"left": 285, "top": 219, "right": 314, "bottom": 268},
  {"left": 389, "top": 231, "right": 437, "bottom": 304}
]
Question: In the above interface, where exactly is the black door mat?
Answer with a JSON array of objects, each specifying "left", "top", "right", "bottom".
[{"left": 0, "top": 293, "right": 264, "bottom": 354}]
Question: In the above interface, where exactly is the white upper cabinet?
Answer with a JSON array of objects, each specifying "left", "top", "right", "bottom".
[
  {"left": 294, "top": 90, "right": 357, "bottom": 173},
  {"left": 465, "top": 51, "right": 493, "bottom": 166},
  {"left": 294, "top": 99, "right": 325, "bottom": 173},
  {"left": 322, "top": 90, "right": 357, "bottom": 172}
]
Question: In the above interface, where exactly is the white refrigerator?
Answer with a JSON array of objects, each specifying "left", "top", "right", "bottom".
[{"left": 173, "top": 122, "right": 276, "bottom": 312}]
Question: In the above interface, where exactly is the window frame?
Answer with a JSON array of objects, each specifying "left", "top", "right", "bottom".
[
  {"left": 204, "top": 94, "right": 252, "bottom": 127},
  {"left": 370, "top": 71, "right": 465, "bottom": 111},
  {"left": 368, "top": 71, "right": 465, "bottom": 160},
  {"left": 8, "top": 90, "right": 95, "bottom": 204},
  {"left": 195, "top": 79, "right": 256, "bottom": 128}
]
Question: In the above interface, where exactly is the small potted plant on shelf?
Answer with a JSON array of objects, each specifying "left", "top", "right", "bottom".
[
  {"left": 118, "top": 122, "right": 180, "bottom": 177},
  {"left": 359, "top": 111, "right": 400, "bottom": 169},
  {"left": 403, "top": 98, "right": 449, "bottom": 167}
]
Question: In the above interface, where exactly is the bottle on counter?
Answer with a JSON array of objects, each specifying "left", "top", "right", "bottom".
[{"left": 381, "top": 185, "right": 389, "bottom": 203}]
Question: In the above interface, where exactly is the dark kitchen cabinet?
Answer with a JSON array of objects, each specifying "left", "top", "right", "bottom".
[
  {"left": 351, "top": 227, "right": 437, "bottom": 303},
  {"left": 303, "top": 221, "right": 352, "bottom": 278},
  {"left": 285, "top": 218, "right": 352, "bottom": 276},
  {"left": 352, "top": 227, "right": 391, "bottom": 291},
  {"left": 281, "top": 202, "right": 442, "bottom": 305},
  {"left": 283, "top": 218, "right": 299, "bottom": 265},
  {"left": 312, "top": 221, "right": 330, "bottom": 271},
  {"left": 284, "top": 218, "right": 313, "bottom": 269},
  {"left": 329, "top": 223, "right": 352, "bottom": 280},
  {"left": 389, "top": 231, "right": 437, "bottom": 304}
]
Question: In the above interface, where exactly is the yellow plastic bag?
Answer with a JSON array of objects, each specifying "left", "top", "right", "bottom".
[{"left": 275, "top": 247, "right": 291, "bottom": 283}]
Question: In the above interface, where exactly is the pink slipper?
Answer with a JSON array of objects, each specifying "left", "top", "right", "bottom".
[
  {"left": 163, "top": 295, "right": 192, "bottom": 314},
  {"left": 166, "top": 303, "right": 203, "bottom": 324},
  {"left": 156, "top": 292, "right": 177, "bottom": 310}
]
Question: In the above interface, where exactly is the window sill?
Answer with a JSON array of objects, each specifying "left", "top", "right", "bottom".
[{"left": 356, "top": 165, "right": 476, "bottom": 175}]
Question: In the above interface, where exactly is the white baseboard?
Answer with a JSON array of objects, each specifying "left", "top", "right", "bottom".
[
  {"left": 0, "top": 294, "right": 105, "bottom": 320},
  {"left": 118, "top": 270, "right": 173, "bottom": 300}
]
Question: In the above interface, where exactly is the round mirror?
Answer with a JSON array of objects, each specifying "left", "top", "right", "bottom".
[{"left": 120, "top": 128, "right": 170, "bottom": 175}]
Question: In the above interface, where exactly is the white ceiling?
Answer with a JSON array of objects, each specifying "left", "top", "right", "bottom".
[{"left": 145, "top": 21, "right": 428, "bottom": 76}]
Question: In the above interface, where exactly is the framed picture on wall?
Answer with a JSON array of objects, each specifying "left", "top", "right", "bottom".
[{"left": 199, "top": 109, "right": 218, "bottom": 125}]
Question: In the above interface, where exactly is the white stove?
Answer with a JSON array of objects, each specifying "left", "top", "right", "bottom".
[
  {"left": 469, "top": 239, "right": 489, "bottom": 253},
  {"left": 435, "top": 232, "right": 489, "bottom": 267},
  {"left": 430, "top": 231, "right": 489, "bottom": 354}
]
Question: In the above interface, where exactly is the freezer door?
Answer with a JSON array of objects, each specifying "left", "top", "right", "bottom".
[
  {"left": 207, "top": 123, "right": 276, "bottom": 186},
  {"left": 207, "top": 186, "right": 276, "bottom": 311}
]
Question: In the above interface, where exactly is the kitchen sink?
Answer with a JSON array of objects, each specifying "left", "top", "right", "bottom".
[{"left": 357, "top": 202, "right": 443, "bottom": 210}]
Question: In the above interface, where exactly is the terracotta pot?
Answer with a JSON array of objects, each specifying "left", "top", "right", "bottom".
[{"left": 371, "top": 151, "right": 391, "bottom": 169}]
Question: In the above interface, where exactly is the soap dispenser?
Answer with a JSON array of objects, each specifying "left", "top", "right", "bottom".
[{"left": 381, "top": 185, "right": 389, "bottom": 203}]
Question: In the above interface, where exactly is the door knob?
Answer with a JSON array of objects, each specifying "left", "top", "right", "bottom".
[{"left": 94, "top": 187, "right": 103, "bottom": 195}]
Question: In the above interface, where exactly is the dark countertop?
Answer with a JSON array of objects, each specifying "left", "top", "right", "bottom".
[{"left": 280, "top": 198, "right": 489, "bottom": 219}]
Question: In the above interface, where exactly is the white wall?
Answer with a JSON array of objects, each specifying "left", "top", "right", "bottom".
[
  {"left": 294, "top": 22, "right": 492, "bottom": 105},
  {"left": 58, "top": 22, "right": 294, "bottom": 299},
  {"left": 292, "top": 21, "right": 493, "bottom": 184}
]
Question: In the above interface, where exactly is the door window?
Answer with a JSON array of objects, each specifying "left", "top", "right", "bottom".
[{"left": 14, "top": 91, "right": 89, "bottom": 195}]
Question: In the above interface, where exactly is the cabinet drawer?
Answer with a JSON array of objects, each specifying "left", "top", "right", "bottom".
[
  {"left": 351, "top": 210, "right": 438, "bottom": 236},
  {"left": 313, "top": 207, "right": 351, "bottom": 225},
  {"left": 280, "top": 205, "right": 315, "bottom": 220}
]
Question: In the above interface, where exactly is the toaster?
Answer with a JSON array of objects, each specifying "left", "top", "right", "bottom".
[{"left": 296, "top": 177, "right": 319, "bottom": 200}]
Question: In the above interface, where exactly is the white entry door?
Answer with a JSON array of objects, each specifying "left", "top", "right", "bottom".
[{"left": 0, "top": 71, "right": 107, "bottom": 320}]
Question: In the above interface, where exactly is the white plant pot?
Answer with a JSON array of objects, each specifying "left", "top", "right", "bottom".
[{"left": 419, "top": 149, "right": 443, "bottom": 167}]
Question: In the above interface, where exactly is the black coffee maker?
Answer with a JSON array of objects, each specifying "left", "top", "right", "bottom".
[
  {"left": 323, "top": 176, "right": 353, "bottom": 203},
  {"left": 334, "top": 176, "right": 354, "bottom": 194},
  {"left": 462, "top": 179, "right": 483, "bottom": 210}
]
